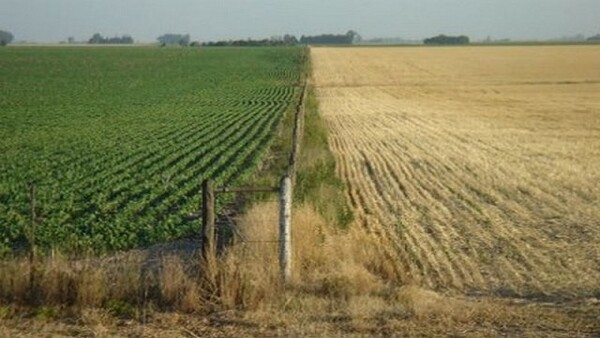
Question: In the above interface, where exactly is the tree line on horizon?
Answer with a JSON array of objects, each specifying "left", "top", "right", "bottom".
[
  {"left": 200, "top": 31, "right": 361, "bottom": 47},
  {"left": 2, "top": 29, "right": 600, "bottom": 47},
  {"left": 88, "top": 33, "right": 134, "bottom": 44},
  {"left": 299, "top": 30, "right": 361, "bottom": 44},
  {"left": 83, "top": 31, "right": 362, "bottom": 46},
  {"left": 588, "top": 34, "right": 600, "bottom": 41},
  {"left": 423, "top": 34, "right": 470, "bottom": 45}
]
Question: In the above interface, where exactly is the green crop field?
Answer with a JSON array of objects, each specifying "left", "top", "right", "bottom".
[{"left": 0, "top": 46, "right": 303, "bottom": 254}]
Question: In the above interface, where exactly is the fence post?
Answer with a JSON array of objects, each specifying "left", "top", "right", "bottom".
[
  {"left": 201, "top": 179, "right": 216, "bottom": 262},
  {"left": 279, "top": 176, "right": 292, "bottom": 283}
]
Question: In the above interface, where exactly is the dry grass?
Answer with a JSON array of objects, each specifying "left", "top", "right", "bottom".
[
  {"left": 2, "top": 202, "right": 599, "bottom": 336},
  {"left": 312, "top": 46, "right": 600, "bottom": 296}
]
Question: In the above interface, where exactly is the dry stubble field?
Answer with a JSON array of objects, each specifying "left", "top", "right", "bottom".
[{"left": 312, "top": 46, "right": 600, "bottom": 298}]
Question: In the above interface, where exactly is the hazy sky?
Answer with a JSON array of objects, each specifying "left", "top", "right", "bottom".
[{"left": 1, "top": 0, "right": 599, "bottom": 43}]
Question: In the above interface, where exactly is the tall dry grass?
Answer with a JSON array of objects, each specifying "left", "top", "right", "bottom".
[
  {"left": 1, "top": 202, "right": 598, "bottom": 336},
  {"left": 0, "top": 199, "right": 417, "bottom": 312}
]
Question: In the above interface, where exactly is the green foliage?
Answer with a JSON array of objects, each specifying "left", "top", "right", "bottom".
[
  {"left": 0, "top": 46, "right": 303, "bottom": 254},
  {"left": 296, "top": 86, "right": 354, "bottom": 228},
  {"left": 33, "top": 306, "right": 59, "bottom": 320},
  {"left": 0, "top": 306, "right": 11, "bottom": 319},
  {"left": 106, "top": 299, "right": 136, "bottom": 319}
]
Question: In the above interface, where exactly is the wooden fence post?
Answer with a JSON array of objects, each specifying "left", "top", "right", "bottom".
[
  {"left": 279, "top": 176, "right": 292, "bottom": 283},
  {"left": 201, "top": 179, "right": 216, "bottom": 262}
]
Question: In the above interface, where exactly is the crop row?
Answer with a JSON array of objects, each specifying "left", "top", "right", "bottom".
[{"left": 0, "top": 46, "right": 303, "bottom": 254}]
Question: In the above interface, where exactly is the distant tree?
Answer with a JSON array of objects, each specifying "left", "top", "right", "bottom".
[
  {"left": 111, "top": 35, "right": 133, "bottom": 44},
  {"left": 300, "top": 31, "right": 359, "bottom": 45},
  {"left": 201, "top": 34, "right": 299, "bottom": 47},
  {"left": 283, "top": 34, "right": 298, "bottom": 45},
  {"left": 88, "top": 33, "right": 134, "bottom": 44},
  {"left": 0, "top": 30, "right": 15, "bottom": 46},
  {"left": 157, "top": 34, "right": 190, "bottom": 46},
  {"left": 89, "top": 33, "right": 104, "bottom": 44},
  {"left": 587, "top": 34, "right": 600, "bottom": 41},
  {"left": 179, "top": 34, "right": 190, "bottom": 46},
  {"left": 346, "top": 30, "right": 361, "bottom": 43},
  {"left": 424, "top": 34, "right": 470, "bottom": 45}
]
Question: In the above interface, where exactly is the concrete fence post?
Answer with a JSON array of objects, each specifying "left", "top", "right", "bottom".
[{"left": 279, "top": 176, "right": 292, "bottom": 283}]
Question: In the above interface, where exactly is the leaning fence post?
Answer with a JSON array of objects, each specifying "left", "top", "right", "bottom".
[
  {"left": 201, "top": 179, "right": 216, "bottom": 262},
  {"left": 279, "top": 176, "right": 292, "bottom": 283}
]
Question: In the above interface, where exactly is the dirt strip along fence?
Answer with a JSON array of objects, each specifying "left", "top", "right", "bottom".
[{"left": 201, "top": 80, "right": 307, "bottom": 283}]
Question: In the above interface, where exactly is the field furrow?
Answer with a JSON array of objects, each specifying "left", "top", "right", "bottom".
[{"left": 312, "top": 46, "right": 600, "bottom": 297}]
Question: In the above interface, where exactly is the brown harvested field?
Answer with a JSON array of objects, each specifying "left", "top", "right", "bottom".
[{"left": 312, "top": 46, "right": 600, "bottom": 298}]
